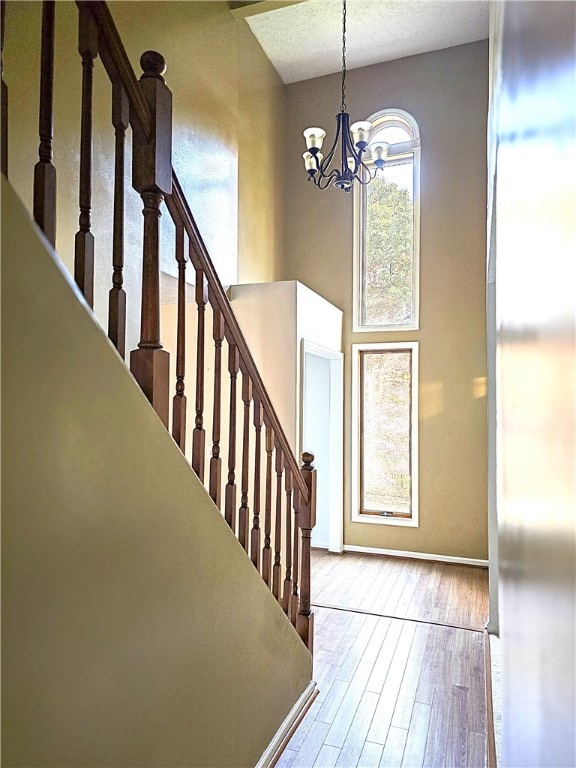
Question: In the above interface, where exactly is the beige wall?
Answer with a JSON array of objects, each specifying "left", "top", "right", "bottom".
[
  {"left": 237, "top": 23, "right": 286, "bottom": 284},
  {"left": 284, "top": 42, "right": 489, "bottom": 559},
  {"left": 3, "top": 1, "right": 285, "bottom": 353},
  {"left": 1, "top": 178, "right": 311, "bottom": 768}
]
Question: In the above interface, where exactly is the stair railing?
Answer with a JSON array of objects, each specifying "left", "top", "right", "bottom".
[{"left": 1, "top": 0, "right": 315, "bottom": 652}]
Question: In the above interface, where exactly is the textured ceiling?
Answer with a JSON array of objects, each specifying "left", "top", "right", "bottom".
[{"left": 246, "top": 0, "right": 489, "bottom": 84}]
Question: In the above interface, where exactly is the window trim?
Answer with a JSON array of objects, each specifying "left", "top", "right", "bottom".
[
  {"left": 352, "top": 108, "right": 421, "bottom": 333},
  {"left": 351, "top": 341, "right": 419, "bottom": 528}
]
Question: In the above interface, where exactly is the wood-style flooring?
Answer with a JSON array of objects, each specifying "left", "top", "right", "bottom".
[
  {"left": 311, "top": 550, "right": 488, "bottom": 630},
  {"left": 278, "top": 551, "right": 489, "bottom": 768}
]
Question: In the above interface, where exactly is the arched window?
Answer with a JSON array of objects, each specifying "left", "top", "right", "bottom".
[{"left": 353, "top": 109, "right": 421, "bottom": 331}]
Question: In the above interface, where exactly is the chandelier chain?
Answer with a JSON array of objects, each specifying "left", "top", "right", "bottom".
[{"left": 341, "top": 0, "right": 347, "bottom": 112}]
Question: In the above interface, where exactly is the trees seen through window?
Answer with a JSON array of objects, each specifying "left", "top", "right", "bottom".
[{"left": 355, "top": 110, "right": 420, "bottom": 331}]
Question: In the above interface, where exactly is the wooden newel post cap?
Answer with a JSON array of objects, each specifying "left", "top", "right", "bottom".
[
  {"left": 300, "top": 451, "right": 316, "bottom": 529},
  {"left": 301, "top": 451, "right": 315, "bottom": 469},
  {"left": 140, "top": 50, "right": 166, "bottom": 80},
  {"left": 132, "top": 48, "right": 172, "bottom": 195}
]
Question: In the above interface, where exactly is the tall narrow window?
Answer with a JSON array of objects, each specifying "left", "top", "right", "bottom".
[
  {"left": 354, "top": 109, "right": 420, "bottom": 331},
  {"left": 352, "top": 342, "right": 419, "bottom": 526}
]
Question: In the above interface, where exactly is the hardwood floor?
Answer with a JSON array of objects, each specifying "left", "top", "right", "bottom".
[
  {"left": 278, "top": 552, "right": 489, "bottom": 768},
  {"left": 311, "top": 550, "right": 488, "bottom": 630}
]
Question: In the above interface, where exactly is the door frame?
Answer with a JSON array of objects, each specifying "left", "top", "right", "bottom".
[{"left": 300, "top": 339, "right": 344, "bottom": 553}]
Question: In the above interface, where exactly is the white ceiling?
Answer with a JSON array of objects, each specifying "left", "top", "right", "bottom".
[{"left": 245, "top": 0, "right": 489, "bottom": 84}]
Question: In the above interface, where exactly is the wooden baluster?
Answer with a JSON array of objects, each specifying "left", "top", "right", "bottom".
[
  {"left": 209, "top": 302, "right": 225, "bottom": 508},
  {"left": 238, "top": 368, "right": 252, "bottom": 552},
  {"left": 192, "top": 265, "right": 206, "bottom": 481},
  {"left": 33, "top": 0, "right": 56, "bottom": 246},
  {"left": 74, "top": 5, "right": 98, "bottom": 304},
  {"left": 250, "top": 395, "right": 263, "bottom": 571},
  {"left": 1, "top": 0, "right": 8, "bottom": 177},
  {"left": 272, "top": 439, "right": 283, "bottom": 601},
  {"left": 107, "top": 81, "right": 129, "bottom": 358},
  {"left": 225, "top": 342, "right": 240, "bottom": 532},
  {"left": 172, "top": 222, "right": 187, "bottom": 452},
  {"left": 290, "top": 487, "right": 300, "bottom": 628},
  {"left": 130, "top": 51, "right": 172, "bottom": 427},
  {"left": 262, "top": 421, "right": 273, "bottom": 587},
  {"left": 282, "top": 465, "right": 293, "bottom": 615},
  {"left": 297, "top": 452, "right": 317, "bottom": 653}
]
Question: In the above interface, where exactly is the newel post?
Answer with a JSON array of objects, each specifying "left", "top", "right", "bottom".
[
  {"left": 297, "top": 451, "right": 316, "bottom": 653},
  {"left": 130, "top": 51, "right": 172, "bottom": 427}
]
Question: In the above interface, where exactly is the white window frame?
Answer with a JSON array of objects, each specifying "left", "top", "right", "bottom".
[
  {"left": 353, "top": 108, "right": 421, "bottom": 333},
  {"left": 351, "top": 341, "right": 419, "bottom": 528}
]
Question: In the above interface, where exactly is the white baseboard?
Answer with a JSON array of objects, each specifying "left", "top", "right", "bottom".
[
  {"left": 255, "top": 680, "right": 318, "bottom": 768},
  {"left": 343, "top": 544, "right": 488, "bottom": 568}
]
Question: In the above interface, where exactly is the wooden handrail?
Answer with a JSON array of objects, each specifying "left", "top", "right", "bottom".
[
  {"left": 76, "top": 1, "right": 152, "bottom": 142},
  {"left": 77, "top": 0, "right": 309, "bottom": 505}
]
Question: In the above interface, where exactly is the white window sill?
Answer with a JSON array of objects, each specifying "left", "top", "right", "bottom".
[
  {"left": 352, "top": 322, "right": 420, "bottom": 334},
  {"left": 351, "top": 512, "right": 419, "bottom": 528}
]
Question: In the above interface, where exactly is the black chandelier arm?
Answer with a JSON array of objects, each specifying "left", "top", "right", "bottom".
[
  {"left": 315, "top": 112, "right": 345, "bottom": 175},
  {"left": 351, "top": 167, "right": 377, "bottom": 185},
  {"left": 341, "top": 125, "right": 353, "bottom": 171},
  {"left": 312, "top": 151, "right": 339, "bottom": 181},
  {"left": 342, "top": 124, "right": 358, "bottom": 161},
  {"left": 308, "top": 117, "right": 343, "bottom": 182},
  {"left": 356, "top": 156, "right": 380, "bottom": 182},
  {"left": 313, "top": 168, "right": 342, "bottom": 190},
  {"left": 316, "top": 143, "right": 338, "bottom": 175}
]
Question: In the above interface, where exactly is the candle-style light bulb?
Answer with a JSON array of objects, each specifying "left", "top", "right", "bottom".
[
  {"left": 303, "top": 127, "right": 326, "bottom": 152},
  {"left": 350, "top": 121, "right": 372, "bottom": 148},
  {"left": 370, "top": 141, "right": 390, "bottom": 167}
]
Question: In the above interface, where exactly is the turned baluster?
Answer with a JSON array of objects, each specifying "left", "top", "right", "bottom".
[
  {"left": 172, "top": 222, "right": 187, "bottom": 452},
  {"left": 1, "top": 0, "right": 8, "bottom": 177},
  {"left": 251, "top": 395, "right": 263, "bottom": 571},
  {"left": 290, "top": 487, "right": 300, "bottom": 628},
  {"left": 272, "top": 439, "right": 283, "bottom": 601},
  {"left": 108, "top": 81, "right": 129, "bottom": 358},
  {"left": 297, "top": 452, "right": 317, "bottom": 653},
  {"left": 130, "top": 51, "right": 172, "bottom": 427},
  {"left": 74, "top": 5, "right": 98, "bottom": 303},
  {"left": 237, "top": 368, "right": 252, "bottom": 551},
  {"left": 33, "top": 0, "right": 56, "bottom": 246},
  {"left": 225, "top": 342, "right": 240, "bottom": 532},
  {"left": 192, "top": 265, "right": 206, "bottom": 481},
  {"left": 209, "top": 302, "right": 225, "bottom": 507},
  {"left": 262, "top": 421, "right": 274, "bottom": 587},
  {"left": 282, "top": 465, "right": 293, "bottom": 615}
]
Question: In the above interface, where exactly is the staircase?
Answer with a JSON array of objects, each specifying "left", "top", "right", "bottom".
[{"left": 1, "top": 2, "right": 317, "bottom": 766}]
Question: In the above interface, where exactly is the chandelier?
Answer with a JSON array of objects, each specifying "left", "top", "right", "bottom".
[{"left": 302, "top": 0, "right": 389, "bottom": 192}]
